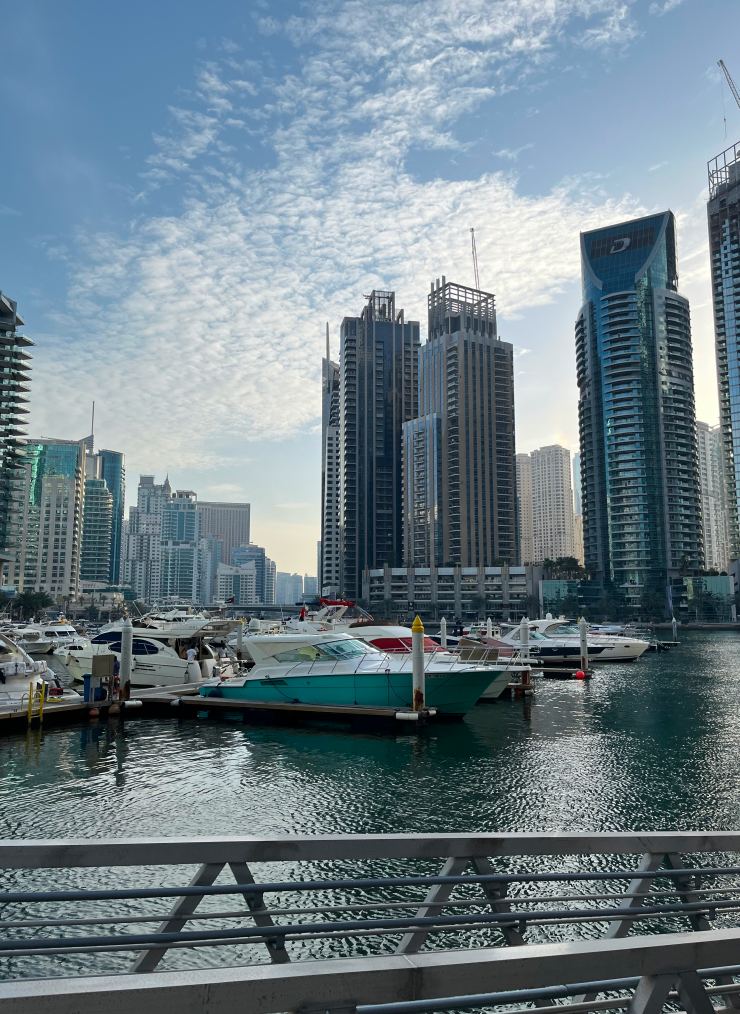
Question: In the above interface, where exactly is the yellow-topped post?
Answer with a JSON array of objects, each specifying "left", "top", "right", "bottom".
[{"left": 411, "top": 614, "right": 425, "bottom": 712}]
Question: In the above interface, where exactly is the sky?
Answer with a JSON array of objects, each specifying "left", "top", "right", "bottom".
[{"left": 1, "top": 0, "right": 739, "bottom": 576}]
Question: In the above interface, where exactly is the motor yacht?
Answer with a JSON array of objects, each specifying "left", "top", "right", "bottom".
[
  {"left": 0, "top": 625, "right": 54, "bottom": 656},
  {"left": 499, "top": 617, "right": 649, "bottom": 663},
  {"left": 199, "top": 631, "right": 509, "bottom": 715},
  {"left": 64, "top": 629, "right": 238, "bottom": 688},
  {"left": 0, "top": 631, "right": 79, "bottom": 710}
]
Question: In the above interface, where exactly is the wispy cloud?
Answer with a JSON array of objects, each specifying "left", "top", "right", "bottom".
[
  {"left": 0, "top": 205, "right": 21, "bottom": 217},
  {"left": 31, "top": 0, "right": 645, "bottom": 471},
  {"left": 493, "top": 144, "right": 534, "bottom": 161},
  {"left": 648, "top": 161, "right": 668, "bottom": 171},
  {"left": 649, "top": 0, "right": 684, "bottom": 15}
]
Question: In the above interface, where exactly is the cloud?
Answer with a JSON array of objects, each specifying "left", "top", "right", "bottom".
[
  {"left": 648, "top": 0, "right": 684, "bottom": 14},
  {"left": 0, "top": 205, "right": 21, "bottom": 217},
  {"left": 31, "top": 0, "right": 646, "bottom": 472},
  {"left": 648, "top": 161, "right": 668, "bottom": 172},
  {"left": 493, "top": 144, "right": 534, "bottom": 161}
]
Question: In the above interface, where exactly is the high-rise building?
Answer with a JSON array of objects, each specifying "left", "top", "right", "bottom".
[
  {"left": 341, "top": 291, "right": 420, "bottom": 599},
  {"left": 16, "top": 439, "right": 85, "bottom": 598},
  {"left": 707, "top": 143, "right": 740, "bottom": 561},
  {"left": 198, "top": 533, "right": 223, "bottom": 605},
  {"left": 0, "top": 293, "right": 33, "bottom": 591},
  {"left": 530, "top": 445, "right": 575, "bottom": 563},
  {"left": 80, "top": 477, "right": 113, "bottom": 585},
  {"left": 99, "top": 450, "right": 125, "bottom": 583},
  {"left": 574, "top": 514, "right": 584, "bottom": 566},
  {"left": 159, "top": 490, "right": 200, "bottom": 601},
  {"left": 515, "top": 453, "right": 534, "bottom": 565},
  {"left": 576, "top": 211, "right": 703, "bottom": 612},
  {"left": 304, "top": 575, "right": 318, "bottom": 598},
  {"left": 231, "top": 543, "right": 275, "bottom": 603},
  {"left": 403, "top": 279, "right": 517, "bottom": 568},
  {"left": 196, "top": 501, "right": 251, "bottom": 564},
  {"left": 697, "top": 421, "right": 730, "bottom": 573},
  {"left": 275, "top": 572, "right": 303, "bottom": 604},
  {"left": 320, "top": 326, "right": 341, "bottom": 596},
  {"left": 122, "top": 474, "right": 172, "bottom": 602},
  {"left": 215, "top": 562, "right": 257, "bottom": 606},
  {"left": 572, "top": 452, "right": 582, "bottom": 515}
]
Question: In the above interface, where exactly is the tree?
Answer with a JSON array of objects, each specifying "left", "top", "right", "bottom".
[
  {"left": 639, "top": 588, "right": 667, "bottom": 622},
  {"left": 12, "top": 591, "right": 54, "bottom": 621},
  {"left": 469, "top": 594, "right": 487, "bottom": 618},
  {"left": 522, "top": 594, "right": 541, "bottom": 619}
]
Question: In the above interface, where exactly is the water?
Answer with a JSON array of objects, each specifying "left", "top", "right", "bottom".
[
  {"left": 1, "top": 632, "right": 739, "bottom": 978},
  {"left": 4, "top": 631, "right": 740, "bottom": 839}
]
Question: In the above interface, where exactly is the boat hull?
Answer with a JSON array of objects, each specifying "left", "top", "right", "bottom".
[{"left": 200, "top": 665, "right": 496, "bottom": 715}]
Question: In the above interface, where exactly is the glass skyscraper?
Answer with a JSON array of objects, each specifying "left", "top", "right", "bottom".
[
  {"left": 576, "top": 211, "right": 702, "bottom": 612},
  {"left": 99, "top": 449, "right": 125, "bottom": 583},
  {"left": 707, "top": 142, "right": 740, "bottom": 561}
]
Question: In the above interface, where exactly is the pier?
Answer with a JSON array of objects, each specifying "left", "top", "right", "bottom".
[{"left": 1, "top": 831, "right": 740, "bottom": 1013}]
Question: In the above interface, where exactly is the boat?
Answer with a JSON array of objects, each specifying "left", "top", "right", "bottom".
[
  {"left": 499, "top": 617, "right": 649, "bottom": 663},
  {"left": 0, "top": 631, "right": 79, "bottom": 709},
  {"left": 64, "top": 628, "right": 238, "bottom": 688},
  {"left": 199, "top": 631, "right": 508, "bottom": 715},
  {"left": 0, "top": 625, "right": 54, "bottom": 656}
]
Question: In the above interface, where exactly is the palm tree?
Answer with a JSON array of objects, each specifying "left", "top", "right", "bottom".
[{"left": 12, "top": 591, "right": 53, "bottom": 621}]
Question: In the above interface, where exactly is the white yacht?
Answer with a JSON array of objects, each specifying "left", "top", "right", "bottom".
[
  {"left": 500, "top": 617, "right": 649, "bottom": 663},
  {"left": 0, "top": 631, "right": 79, "bottom": 709},
  {"left": 64, "top": 630, "right": 238, "bottom": 688},
  {"left": 0, "top": 625, "right": 54, "bottom": 656}
]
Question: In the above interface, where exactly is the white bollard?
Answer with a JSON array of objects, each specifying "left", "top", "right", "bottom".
[
  {"left": 520, "top": 617, "right": 530, "bottom": 661},
  {"left": 579, "top": 616, "right": 589, "bottom": 673},
  {"left": 120, "top": 618, "right": 133, "bottom": 691},
  {"left": 440, "top": 616, "right": 447, "bottom": 648},
  {"left": 486, "top": 616, "right": 493, "bottom": 639},
  {"left": 237, "top": 619, "right": 243, "bottom": 656},
  {"left": 412, "top": 614, "right": 425, "bottom": 712},
  {"left": 671, "top": 615, "right": 678, "bottom": 642}
]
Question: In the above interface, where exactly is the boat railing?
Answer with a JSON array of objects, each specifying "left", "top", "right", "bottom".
[{"left": 2, "top": 830, "right": 740, "bottom": 1012}]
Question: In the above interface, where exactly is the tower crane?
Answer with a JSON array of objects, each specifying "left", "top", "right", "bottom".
[
  {"left": 718, "top": 60, "right": 740, "bottom": 113},
  {"left": 470, "top": 228, "right": 480, "bottom": 290}
]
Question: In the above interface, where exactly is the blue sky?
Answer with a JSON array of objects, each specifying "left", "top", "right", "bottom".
[{"left": 2, "top": 0, "right": 739, "bottom": 575}]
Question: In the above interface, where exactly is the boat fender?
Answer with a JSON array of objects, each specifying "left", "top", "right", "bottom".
[
  {"left": 206, "top": 687, "right": 223, "bottom": 698},
  {"left": 88, "top": 708, "right": 99, "bottom": 718},
  {"left": 575, "top": 670, "right": 586, "bottom": 679},
  {"left": 395, "top": 711, "right": 419, "bottom": 721}
]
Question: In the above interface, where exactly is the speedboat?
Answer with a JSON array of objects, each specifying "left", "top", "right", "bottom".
[
  {"left": 0, "top": 631, "right": 79, "bottom": 710},
  {"left": 199, "top": 631, "right": 507, "bottom": 715}
]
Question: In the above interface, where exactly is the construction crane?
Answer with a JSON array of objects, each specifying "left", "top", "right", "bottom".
[
  {"left": 470, "top": 228, "right": 480, "bottom": 291},
  {"left": 719, "top": 60, "right": 740, "bottom": 113}
]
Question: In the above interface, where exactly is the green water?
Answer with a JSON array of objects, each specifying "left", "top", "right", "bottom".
[{"left": 0, "top": 632, "right": 738, "bottom": 979}]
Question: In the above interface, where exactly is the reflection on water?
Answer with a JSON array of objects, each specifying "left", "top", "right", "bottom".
[{"left": 2, "top": 632, "right": 739, "bottom": 840}]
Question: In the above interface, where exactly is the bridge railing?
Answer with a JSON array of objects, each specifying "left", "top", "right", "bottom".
[{"left": 1, "top": 832, "right": 740, "bottom": 1013}]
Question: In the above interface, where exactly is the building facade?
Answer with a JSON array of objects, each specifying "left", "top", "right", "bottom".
[
  {"left": 402, "top": 279, "right": 517, "bottom": 569},
  {"left": 363, "top": 563, "right": 542, "bottom": 623},
  {"left": 320, "top": 328, "right": 341, "bottom": 596},
  {"left": 231, "top": 543, "right": 275, "bottom": 604},
  {"left": 574, "top": 514, "right": 584, "bottom": 567},
  {"left": 572, "top": 452, "right": 581, "bottom": 514},
  {"left": 576, "top": 211, "right": 703, "bottom": 613},
  {"left": 198, "top": 533, "right": 224, "bottom": 605},
  {"left": 276, "top": 572, "right": 303, "bottom": 604},
  {"left": 99, "top": 450, "right": 125, "bottom": 583},
  {"left": 0, "top": 293, "right": 33, "bottom": 591},
  {"left": 529, "top": 445, "right": 575, "bottom": 563},
  {"left": 196, "top": 501, "right": 251, "bottom": 565},
  {"left": 159, "top": 491, "right": 200, "bottom": 601},
  {"left": 515, "top": 453, "right": 534, "bottom": 565},
  {"left": 707, "top": 142, "right": 740, "bottom": 561},
  {"left": 697, "top": 421, "right": 730, "bottom": 573},
  {"left": 341, "top": 291, "right": 420, "bottom": 599},
  {"left": 15, "top": 439, "right": 85, "bottom": 598},
  {"left": 122, "top": 475, "right": 172, "bottom": 602},
  {"left": 80, "top": 477, "right": 113, "bottom": 585},
  {"left": 215, "top": 562, "right": 257, "bottom": 606}
]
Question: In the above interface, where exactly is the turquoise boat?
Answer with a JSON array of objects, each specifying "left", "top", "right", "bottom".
[{"left": 198, "top": 633, "right": 500, "bottom": 716}]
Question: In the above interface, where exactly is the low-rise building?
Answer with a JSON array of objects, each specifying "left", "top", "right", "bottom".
[{"left": 362, "top": 564, "right": 542, "bottom": 623}]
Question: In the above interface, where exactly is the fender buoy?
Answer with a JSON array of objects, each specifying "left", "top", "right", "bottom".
[
  {"left": 575, "top": 670, "right": 586, "bottom": 680},
  {"left": 88, "top": 708, "right": 100, "bottom": 718}
]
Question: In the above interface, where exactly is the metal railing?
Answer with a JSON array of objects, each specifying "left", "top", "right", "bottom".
[{"left": 1, "top": 832, "right": 740, "bottom": 1011}]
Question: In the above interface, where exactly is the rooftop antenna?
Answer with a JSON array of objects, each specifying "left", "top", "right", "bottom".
[
  {"left": 326, "top": 322, "right": 330, "bottom": 361},
  {"left": 91, "top": 401, "right": 95, "bottom": 438},
  {"left": 470, "top": 228, "right": 480, "bottom": 290}
]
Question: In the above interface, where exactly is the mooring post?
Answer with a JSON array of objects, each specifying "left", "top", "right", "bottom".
[
  {"left": 579, "top": 615, "right": 589, "bottom": 673},
  {"left": 237, "top": 619, "right": 243, "bottom": 660},
  {"left": 412, "top": 614, "right": 425, "bottom": 711},
  {"left": 120, "top": 617, "right": 133, "bottom": 691},
  {"left": 671, "top": 615, "right": 678, "bottom": 642},
  {"left": 520, "top": 617, "right": 529, "bottom": 661},
  {"left": 486, "top": 616, "right": 493, "bottom": 639},
  {"left": 440, "top": 616, "right": 447, "bottom": 648}
]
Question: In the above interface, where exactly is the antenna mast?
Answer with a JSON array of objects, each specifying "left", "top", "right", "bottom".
[
  {"left": 719, "top": 60, "right": 740, "bottom": 112},
  {"left": 470, "top": 228, "right": 480, "bottom": 290}
]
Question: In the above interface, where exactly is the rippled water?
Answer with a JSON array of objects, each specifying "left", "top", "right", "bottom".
[{"left": 0, "top": 631, "right": 738, "bottom": 978}]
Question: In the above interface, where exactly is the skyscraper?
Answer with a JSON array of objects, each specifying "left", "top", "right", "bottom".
[
  {"left": 528, "top": 445, "right": 575, "bottom": 563},
  {"left": 320, "top": 326, "right": 341, "bottom": 596},
  {"left": 231, "top": 543, "right": 276, "bottom": 603},
  {"left": 572, "top": 452, "right": 582, "bottom": 515},
  {"left": 196, "top": 502, "right": 251, "bottom": 564},
  {"left": 0, "top": 293, "right": 33, "bottom": 591},
  {"left": 515, "top": 453, "right": 534, "bottom": 565},
  {"left": 402, "top": 279, "right": 517, "bottom": 568},
  {"left": 696, "top": 421, "right": 730, "bottom": 573},
  {"left": 707, "top": 143, "right": 740, "bottom": 561},
  {"left": 577, "top": 211, "right": 703, "bottom": 612},
  {"left": 122, "top": 474, "right": 172, "bottom": 602},
  {"left": 80, "top": 477, "right": 113, "bottom": 584},
  {"left": 99, "top": 450, "right": 125, "bottom": 583},
  {"left": 341, "top": 291, "right": 419, "bottom": 599},
  {"left": 16, "top": 439, "right": 86, "bottom": 598},
  {"left": 159, "top": 491, "right": 201, "bottom": 601}
]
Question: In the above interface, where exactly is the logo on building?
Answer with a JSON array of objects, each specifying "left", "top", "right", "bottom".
[{"left": 609, "top": 237, "right": 631, "bottom": 254}]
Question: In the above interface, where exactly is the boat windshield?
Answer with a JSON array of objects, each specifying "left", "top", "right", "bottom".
[
  {"left": 510, "top": 630, "right": 549, "bottom": 641},
  {"left": 273, "top": 638, "right": 380, "bottom": 663},
  {"left": 547, "top": 625, "right": 579, "bottom": 636}
]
